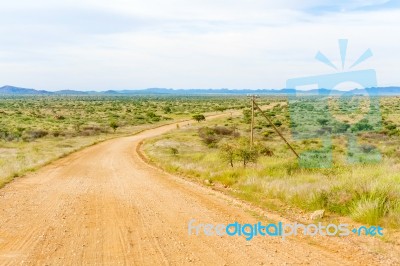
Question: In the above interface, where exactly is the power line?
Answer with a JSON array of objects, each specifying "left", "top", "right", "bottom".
[{"left": 251, "top": 97, "right": 300, "bottom": 159}]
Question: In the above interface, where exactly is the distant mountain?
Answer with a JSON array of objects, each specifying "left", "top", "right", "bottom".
[
  {"left": 55, "top": 90, "right": 90, "bottom": 95},
  {"left": 1, "top": 85, "right": 400, "bottom": 96},
  {"left": 0, "top": 85, "right": 51, "bottom": 95}
]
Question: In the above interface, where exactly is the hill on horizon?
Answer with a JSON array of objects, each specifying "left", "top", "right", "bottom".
[{"left": 1, "top": 85, "right": 400, "bottom": 96}]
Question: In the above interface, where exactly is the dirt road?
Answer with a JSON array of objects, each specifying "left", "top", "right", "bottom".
[{"left": 0, "top": 119, "right": 393, "bottom": 265}]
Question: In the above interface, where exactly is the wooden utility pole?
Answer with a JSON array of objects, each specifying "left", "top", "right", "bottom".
[
  {"left": 248, "top": 95, "right": 258, "bottom": 147},
  {"left": 251, "top": 95, "right": 255, "bottom": 147}
]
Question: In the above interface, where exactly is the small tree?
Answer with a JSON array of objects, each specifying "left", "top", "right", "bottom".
[
  {"left": 74, "top": 121, "right": 83, "bottom": 132},
  {"left": 242, "top": 109, "right": 251, "bottom": 124},
  {"left": 215, "top": 106, "right": 227, "bottom": 112},
  {"left": 169, "top": 147, "right": 179, "bottom": 155},
  {"left": 219, "top": 141, "right": 237, "bottom": 167},
  {"left": 236, "top": 138, "right": 259, "bottom": 168},
  {"left": 193, "top": 114, "right": 206, "bottom": 123},
  {"left": 317, "top": 118, "right": 329, "bottom": 126},
  {"left": 110, "top": 121, "right": 119, "bottom": 133},
  {"left": 163, "top": 106, "right": 172, "bottom": 113}
]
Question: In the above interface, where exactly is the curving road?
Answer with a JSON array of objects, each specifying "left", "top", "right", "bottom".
[{"left": 0, "top": 118, "right": 389, "bottom": 265}]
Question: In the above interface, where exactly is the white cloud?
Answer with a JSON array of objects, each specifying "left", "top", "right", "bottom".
[{"left": 0, "top": 0, "right": 399, "bottom": 90}]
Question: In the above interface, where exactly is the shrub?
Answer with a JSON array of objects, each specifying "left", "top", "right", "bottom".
[
  {"left": 333, "top": 122, "right": 350, "bottom": 133},
  {"left": 54, "top": 115, "right": 65, "bottom": 120},
  {"left": 215, "top": 106, "right": 227, "bottom": 112},
  {"left": 109, "top": 121, "right": 119, "bottom": 132},
  {"left": 30, "top": 130, "right": 48, "bottom": 139},
  {"left": 193, "top": 114, "right": 206, "bottom": 122},
  {"left": 274, "top": 120, "right": 283, "bottom": 127},
  {"left": 262, "top": 130, "right": 274, "bottom": 139},
  {"left": 317, "top": 118, "right": 329, "bottom": 126},
  {"left": 169, "top": 147, "right": 179, "bottom": 155},
  {"left": 236, "top": 138, "right": 259, "bottom": 167},
  {"left": 359, "top": 144, "right": 376, "bottom": 153},
  {"left": 198, "top": 127, "right": 219, "bottom": 147},
  {"left": 351, "top": 119, "right": 374, "bottom": 132},
  {"left": 147, "top": 111, "right": 157, "bottom": 118},
  {"left": 242, "top": 109, "right": 251, "bottom": 124},
  {"left": 23, "top": 130, "right": 49, "bottom": 141},
  {"left": 163, "top": 106, "right": 172, "bottom": 113},
  {"left": 386, "top": 124, "right": 396, "bottom": 131},
  {"left": 80, "top": 126, "right": 107, "bottom": 136},
  {"left": 258, "top": 146, "right": 274, "bottom": 157},
  {"left": 213, "top": 126, "right": 233, "bottom": 135}
]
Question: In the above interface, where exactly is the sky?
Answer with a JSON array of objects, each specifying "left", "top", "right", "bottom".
[{"left": 0, "top": 0, "right": 399, "bottom": 91}]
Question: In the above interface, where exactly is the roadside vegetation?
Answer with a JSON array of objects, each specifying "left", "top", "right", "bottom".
[
  {"left": 2, "top": 94, "right": 399, "bottom": 228},
  {"left": 0, "top": 95, "right": 247, "bottom": 187},
  {"left": 144, "top": 96, "right": 400, "bottom": 228}
]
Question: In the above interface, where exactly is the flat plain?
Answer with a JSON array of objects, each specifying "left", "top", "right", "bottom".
[{"left": 0, "top": 95, "right": 399, "bottom": 264}]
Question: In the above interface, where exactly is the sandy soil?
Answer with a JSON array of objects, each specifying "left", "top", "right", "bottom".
[{"left": 0, "top": 117, "right": 398, "bottom": 265}]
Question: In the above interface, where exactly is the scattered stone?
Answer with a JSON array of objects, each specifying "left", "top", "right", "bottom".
[{"left": 310, "top": 210, "right": 325, "bottom": 220}]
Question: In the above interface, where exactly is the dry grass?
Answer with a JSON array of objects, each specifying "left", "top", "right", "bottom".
[
  {"left": 0, "top": 122, "right": 173, "bottom": 188},
  {"left": 143, "top": 113, "right": 400, "bottom": 229}
]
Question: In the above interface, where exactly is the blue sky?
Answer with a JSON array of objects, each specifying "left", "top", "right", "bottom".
[{"left": 0, "top": 0, "right": 399, "bottom": 90}]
